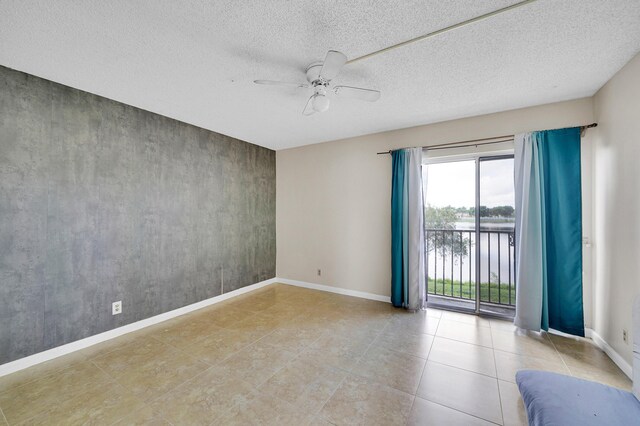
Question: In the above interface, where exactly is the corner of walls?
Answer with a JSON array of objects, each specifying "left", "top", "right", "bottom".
[
  {"left": 581, "top": 112, "right": 596, "bottom": 332},
  {"left": 591, "top": 52, "right": 640, "bottom": 368},
  {"left": 587, "top": 328, "right": 633, "bottom": 379}
]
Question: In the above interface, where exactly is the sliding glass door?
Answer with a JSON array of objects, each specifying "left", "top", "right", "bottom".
[
  {"left": 477, "top": 156, "right": 516, "bottom": 316},
  {"left": 424, "top": 159, "right": 477, "bottom": 312},
  {"left": 423, "top": 155, "right": 516, "bottom": 317}
]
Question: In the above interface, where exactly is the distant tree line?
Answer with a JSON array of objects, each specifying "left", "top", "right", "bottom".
[
  {"left": 424, "top": 204, "right": 515, "bottom": 259},
  {"left": 455, "top": 205, "right": 515, "bottom": 218}
]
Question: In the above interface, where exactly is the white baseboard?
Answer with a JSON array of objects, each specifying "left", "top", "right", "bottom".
[
  {"left": 549, "top": 327, "right": 632, "bottom": 379},
  {"left": 0, "top": 277, "right": 278, "bottom": 378},
  {"left": 0, "top": 277, "right": 388, "bottom": 378},
  {"left": 7, "top": 277, "right": 629, "bottom": 384},
  {"left": 587, "top": 328, "right": 633, "bottom": 379},
  {"left": 276, "top": 278, "right": 391, "bottom": 303}
]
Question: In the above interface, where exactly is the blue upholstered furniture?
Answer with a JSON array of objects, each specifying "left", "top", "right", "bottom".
[{"left": 516, "top": 370, "right": 640, "bottom": 425}]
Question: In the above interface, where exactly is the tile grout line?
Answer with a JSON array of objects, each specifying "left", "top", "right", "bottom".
[
  {"left": 0, "top": 288, "right": 349, "bottom": 425},
  {"left": 487, "top": 340, "right": 565, "bottom": 363},
  {"left": 413, "top": 375, "right": 504, "bottom": 425},
  {"left": 90, "top": 335, "right": 228, "bottom": 421},
  {"left": 422, "top": 318, "right": 504, "bottom": 425},
  {"left": 374, "top": 331, "right": 436, "bottom": 360},
  {"left": 489, "top": 323, "right": 506, "bottom": 426},
  {"left": 432, "top": 333, "right": 494, "bottom": 350},
  {"left": 312, "top": 315, "right": 396, "bottom": 422},
  {"left": 263, "top": 321, "right": 343, "bottom": 422},
  {"left": 7, "top": 359, "right": 120, "bottom": 426},
  {"left": 342, "top": 316, "right": 424, "bottom": 424},
  {"left": 406, "top": 342, "right": 431, "bottom": 425},
  {"left": 426, "top": 357, "right": 499, "bottom": 381},
  {"left": 150, "top": 326, "right": 262, "bottom": 367},
  {"left": 0, "top": 284, "right": 319, "bottom": 380},
  {"left": 405, "top": 395, "right": 417, "bottom": 426},
  {"left": 438, "top": 313, "right": 492, "bottom": 329},
  {"left": 0, "top": 405, "right": 8, "bottom": 426},
  {"left": 312, "top": 373, "right": 348, "bottom": 424},
  {"left": 416, "top": 396, "right": 504, "bottom": 426},
  {"left": 107, "top": 403, "right": 176, "bottom": 426},
  {"left": 203, "top": 295, "right": 334, "bottom": 424},
  {"left": 546, "top": 333, "right": 573, "bottom": 376},
  {"left": 0, "top": 361, "right": 75, "bottom": 395},
  {"left": 421, "top": 320, "right": 505, "bottom": 424},
  {"left": 432, "top": 310, "right": 443, "bottom": 336},
  {"left": 145, "top": 364, "right": 226, "bottom": 424},
  {"left": 129, "top": 338, "right": 260, "bottom": 426},
  {"left": 7, "top": 289, "right": 611, "bottom": 425},
  {"left": 410, "top": 311, "right": 438, "bottom": 417},
  {"left": 404, "top": 308, "right": 440, "bottom": 424},
  {"left": 153, "top": 291, "right": 316, "bottom": 423},
  {"left": 89, "top": 359, "right": 164, "bottom": 426}
]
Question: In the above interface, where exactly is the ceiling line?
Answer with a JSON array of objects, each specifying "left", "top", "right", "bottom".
[{"left": 347, "top": 0, "right": 539, "bottom": 65}]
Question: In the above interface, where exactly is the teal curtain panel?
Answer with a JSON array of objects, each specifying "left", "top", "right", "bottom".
[
  {"left": 514, "top": 127, "right": 584, "bottom": 337},
  {"left": 391, "top": 148, "right": 426, "bottom": 310},
  {"left": 391, "top": 149, "right": 408, "bottom": 308},
  {"left": 538, "top": 127, "right": 584, "bottom": 336}
]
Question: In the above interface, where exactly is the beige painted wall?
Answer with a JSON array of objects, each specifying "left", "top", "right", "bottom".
[
  {"left": 276, "top": 98, "right": 595, "bottom": 321},
  {"left": 592, "top": 52, "right": 640, "bottom": 365}
]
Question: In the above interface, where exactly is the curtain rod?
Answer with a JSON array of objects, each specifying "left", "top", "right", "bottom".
[{"left": 376, "top": 123, "right": 598, "bottom": 155}]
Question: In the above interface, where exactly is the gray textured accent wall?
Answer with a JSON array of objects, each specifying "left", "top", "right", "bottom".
[{"left": 0, "top": 66, "right": 276, "bottom": 364}]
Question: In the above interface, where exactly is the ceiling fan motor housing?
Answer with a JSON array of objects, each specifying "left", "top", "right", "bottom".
[{"left": 306, "top": 62, "right": 327, "bottom": 85}]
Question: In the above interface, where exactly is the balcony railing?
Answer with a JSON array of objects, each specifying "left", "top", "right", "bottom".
[{"left": 425, "top": 228, "right": 516, "bottom": 307}]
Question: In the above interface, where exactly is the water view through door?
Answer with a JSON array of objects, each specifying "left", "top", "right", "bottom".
[{"left": 423, "top": 156, "right": 516, "bottom": 317}]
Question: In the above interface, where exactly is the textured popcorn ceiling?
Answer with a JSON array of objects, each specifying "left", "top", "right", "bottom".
[{"left": 1, "top": 1, "right": 639, "bottom": 150}]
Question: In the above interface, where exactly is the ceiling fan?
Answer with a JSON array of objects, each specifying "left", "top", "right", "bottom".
[{"left": 254, "top": 50, "right": 381, "bottom": 116}]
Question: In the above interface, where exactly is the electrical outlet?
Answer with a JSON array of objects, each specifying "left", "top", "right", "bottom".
[
  {"left": 317, "top": 269, "right": 322, "bottom": 276},
  {"left": 623, "top": 329, "right": 628, "bottom": 343},
  {"left": 112, "top": 301, "right": 122, "bottom": 315}
]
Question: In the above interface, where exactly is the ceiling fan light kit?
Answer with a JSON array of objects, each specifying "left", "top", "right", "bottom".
[
  {"left": 311, "top": 92, "right": 330, "bottom": 113},
  {"left": 254, "top": 50, "right": 381, "bottom": 116}
]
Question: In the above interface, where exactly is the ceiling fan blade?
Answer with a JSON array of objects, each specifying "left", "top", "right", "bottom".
[
  {"left": 302, "top": 95, "right": 315, "bottom": 116},
  {"left": 319, "top": 50, "right": 347, "bottom": 81},
  {"left": 334, "top": 85, "right": 381, "bottom": 102},
  {"left": 254, "top": 80, "right": 309, "bottom": 88}
]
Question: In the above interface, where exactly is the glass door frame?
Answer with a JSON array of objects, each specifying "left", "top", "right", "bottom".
[{"left": 423, "top": 149, "right": 515, "bottom": 318}]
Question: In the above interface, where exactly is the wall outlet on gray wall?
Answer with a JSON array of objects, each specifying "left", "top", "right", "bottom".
[
  {"left": 112, "top": 301, "right": 122, "bottom": 315},
  {"left": 317, "top": 269, "right": 322, "bottom": 276}
]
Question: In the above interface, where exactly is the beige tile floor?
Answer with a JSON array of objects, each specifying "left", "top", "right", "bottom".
[{"left": 0, "top": 284, "right": 632, "bottom": 425}]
